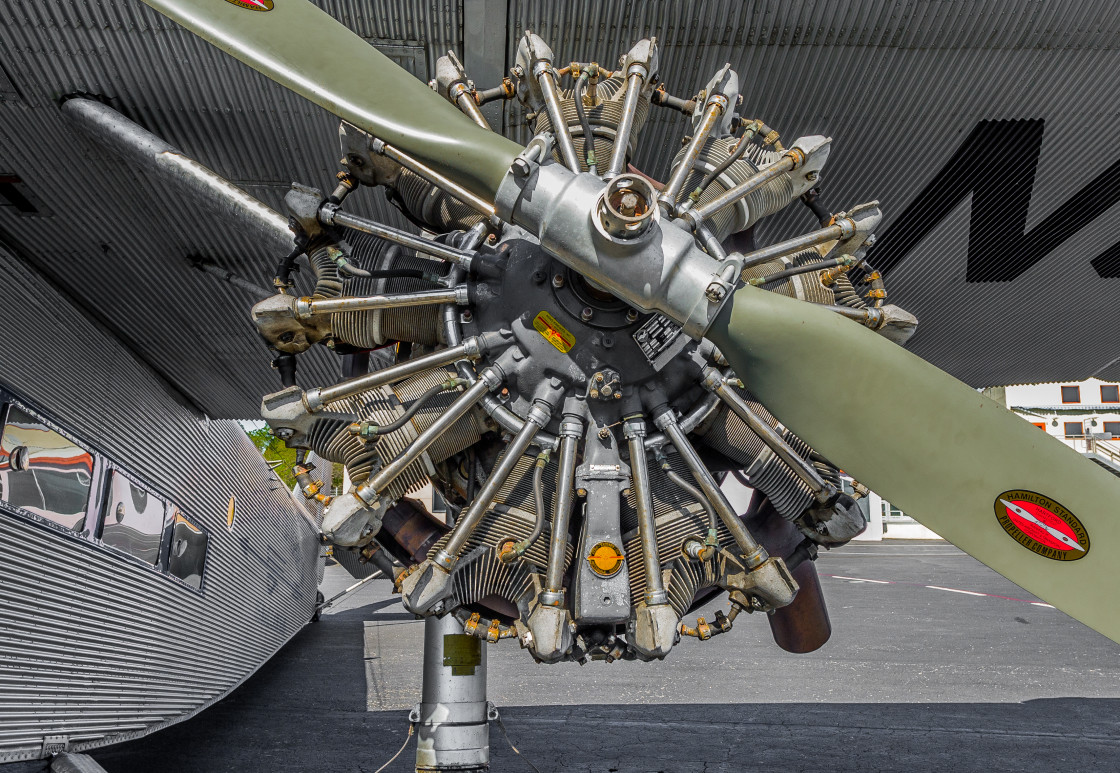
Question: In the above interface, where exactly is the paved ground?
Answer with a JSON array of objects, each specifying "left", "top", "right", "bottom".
[{"left": 13, "top": 540, "right": 1120, "bottom": 772}]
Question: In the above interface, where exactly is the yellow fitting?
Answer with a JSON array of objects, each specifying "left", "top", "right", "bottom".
[
  {"left": 463, "top": 612, "right": 482, "bottom": 637},
  {"left": 486, "top": 619, "right": 502, "bottom": 643}
]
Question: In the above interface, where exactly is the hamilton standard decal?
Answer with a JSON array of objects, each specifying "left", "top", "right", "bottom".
[
  {"left": 224, "top": 0, "right": 274, "bottom": 11},
  {"left": 994, "top": 490, "right": 1089, "bottom": 561}
]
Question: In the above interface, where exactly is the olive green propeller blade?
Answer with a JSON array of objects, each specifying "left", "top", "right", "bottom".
[
  {"left": 709, "top": 285, "right": 1120, "bottom": 644},
  {"left": 140, "top": 0, "right": 520, "bottom": 200}
]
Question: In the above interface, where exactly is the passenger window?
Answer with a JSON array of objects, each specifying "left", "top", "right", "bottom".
[
  {"left": 101, "top": 470, "right": 168, "bottom": 566},
  {"left": 167, "top": 508, "right": 208, "bottom": 589},
  {"left": 0, "top": 405, "right": 93, "bottom": 533}
]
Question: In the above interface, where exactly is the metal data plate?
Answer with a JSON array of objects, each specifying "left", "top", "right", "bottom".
[{"left": 633, "top": 314, "right": 690, "bottom": 370}]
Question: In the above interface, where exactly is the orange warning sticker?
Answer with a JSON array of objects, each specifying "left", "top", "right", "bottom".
[{"left": 533, "top": 310, "right": 575, "bottom": 353}]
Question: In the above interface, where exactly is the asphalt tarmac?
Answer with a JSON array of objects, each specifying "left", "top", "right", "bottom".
[{"left": 14, "top": 540, "right": 1120, "bottom": 772}]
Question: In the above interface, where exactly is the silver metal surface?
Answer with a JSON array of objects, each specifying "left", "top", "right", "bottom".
[
  {"left": 308, "top": 337, "right": 485, "bottom": 410},
  {"left": 414, "top": 614, "right": 489, "bottom": 771},
  {"left": 324, "top": 209, "right": 478, "bottom": 266},
  {"left": 297, "top": 287, "right": 464, "bottom": 318},
  {"left": 543, "top": 414, "right": 583, "bottom": 598},
  {"left": 622, "top": 416, "right": 667, "bottom": 605},
  {"left": 0, "top": 245, "right": 320, "bottom": 763}
]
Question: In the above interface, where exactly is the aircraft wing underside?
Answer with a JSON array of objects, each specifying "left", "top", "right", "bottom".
[{"left": 1, "top": 0, "right": 1117, "bottom": 417}]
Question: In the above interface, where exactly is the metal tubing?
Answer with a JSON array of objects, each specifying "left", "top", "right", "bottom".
[
  {"left": 739, "top": 219, "right": 850, "bottom": 271},
  {"left": 325, "top": 209, "right": 478, "bottom": 266},
  {"left": 298, "top": 287, "right": 464, "bottom": 318},
  {"left": 688, "top": 155, "right": 796, "bottom": 226},
  {"left": 537, "top": 65, "right": 582, "bottom": 173},
  {"left": 359, "top": 371, "right": 499, "bottom": 502},
  {"left": 605, "top": 72, "right": 645, "bottom": 178},
  {"left": 307, "top": 338, "right": 483, "bottom": 410},
  {"left": 372, "top": 139, "right": 497, "bottom": 218},
  {"left": 435, "top": 401, "right": 551, "bottom": 568},
  {"left": 61, "top": 97, "right": 292, "bottom": 254},
  {"left": 656, "top": 410, "right": 768, "bottom": 567},
  {"left": 658, "top": 100, "right": 724, "bottom": 213},
  {"left": 705, "top": 369, "right": 836, "bottom": 504},
  {"left": 542, "top": 415, "right": 583, "bottom": 600},
  {"left": 415, "top": 614, "right": 489, "bottom": 771},
  {"left": 624, "top": 417, "right": 668, "bottom": 605},
  {"left": 450, "top": 82, "right": 490, "bottom": 129}
]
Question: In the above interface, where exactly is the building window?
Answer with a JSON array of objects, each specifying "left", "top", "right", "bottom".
[
  {"left": 101, "top": 470, "right": 168, "bottom": 566},
  {"left": 1061, "top": 385, "right": 1081, "bottom": 403},
  {"left": 1031, "top": 422, "right": 1047, "bottom": 431},
  {"left": 1102, "top": 385, "right": 1120, "bottom": 403},
  {"left": 1064, "top": 421, "right": 1085, "bottom": 437},
  {"left": 166, "top": 508, "right": 208, "bottom": 589},
  {"left": 0, "top": 404, "right": 94, "bottom": 533},
  {"left": 1103, "top": 421, "right": 1120, "bottom": 438}
]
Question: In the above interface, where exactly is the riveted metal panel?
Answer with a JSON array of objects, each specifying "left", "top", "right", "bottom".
[{"left": 0, "top": 244, "right": 321, "bottom": 762}]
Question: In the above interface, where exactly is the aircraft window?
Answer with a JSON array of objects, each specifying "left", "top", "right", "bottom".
[
  {"left": 1102, "top": 385, "right": 1119, "bottom": 404},
  {"left": 101, "top": 470, "right": 168, "bottom": 566},
  {"left": 167, "top": 508, "right": 208, "bottom": 589},
  {"left": 0, "top": 404, "right": 94, "bottom": 533},
  {"left": 1064, "top": 421, "right": 1084, "bottom": 437},
  {"left": 1104, "top": 422, "right": 1120, "bottom": 438},
  {"left": 1061, "top": 385, "right": 1080, "bottom": 403}
]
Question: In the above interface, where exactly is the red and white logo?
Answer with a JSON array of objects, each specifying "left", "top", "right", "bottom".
[{"left": 994, "top": 490, "right": 1089, "bottom": 561}]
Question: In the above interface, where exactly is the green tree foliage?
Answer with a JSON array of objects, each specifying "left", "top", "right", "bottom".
[{"left": 246, "top": 426, "right": 298, "bottom": 490}]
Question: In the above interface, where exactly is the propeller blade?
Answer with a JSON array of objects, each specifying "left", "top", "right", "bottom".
[
  {"left": 140, "top": 0, "right": 520, "bottom": 200},
  {"left": 708, "top": 285, "right": 1120, "bottom": 643}
]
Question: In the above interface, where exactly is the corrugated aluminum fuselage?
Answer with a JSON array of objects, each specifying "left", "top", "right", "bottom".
[{"left": 0, "top": 245, "right": 322, "bottom": 763}]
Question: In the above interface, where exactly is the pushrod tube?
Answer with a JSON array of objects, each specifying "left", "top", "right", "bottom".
[
  {"left": 605, "top": 70, "right": 646, "bottom": 178},
  {"left": 703, "top": 368, "right": 836, "bottom": 504},
  {"left": 738, "top": 218, "right": 854, "bottom": 271},
  {"left": 658, "top": 99, "right": 725, "bottom": 213},
  {"left": 450, "top": 82, "right": 490, "bottom": 129},
  {"left": 372, "top": 139, "right": 497, "bottom": 218},
  {"left": 323, "top": 209, "right": 478, "bottom": 266},
  {"left": 624, "top": 416, "right": 669, "bottom": 605},
  {"left": 297, "top": 287, "right": 465, "bottom": 318},
  {"left": 305, "top": 338, "right": 485, "bottom": 411},
  {"left": 656, "top": 409, "right": 769, "bottom": 568},
  {"left": 536, "top": 64, "right": 582, "bottom": 173},
  {"left": 688, "top": 155, "right": 796, "bottom": 226},
  {"left": 542, "top": 414, "right": 583, "bottom": 601},
  {"left": 434, "top": 400, "right": 552, "bottom": 569},
  {"left": 358, "top": 371, "right": 501, "bottom": 503}
]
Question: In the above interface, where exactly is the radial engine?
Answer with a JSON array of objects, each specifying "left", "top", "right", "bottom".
[{"left": 253, "top": 34, "right": 916, "bottom": 664}]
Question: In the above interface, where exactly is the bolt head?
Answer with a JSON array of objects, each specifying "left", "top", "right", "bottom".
[
  {"left": 552, "top": 274, "right": 565, "bottom": 289},
  {"left": 581, "top": 307, "right": 594, "bottom": 322},
  {"left": 597, "top": 427, "right": 611, "bottom": 439},
  {"left": 511, "top": 158, "right": 532, "bottom": 178}
]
